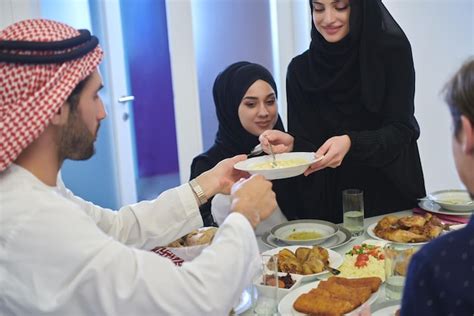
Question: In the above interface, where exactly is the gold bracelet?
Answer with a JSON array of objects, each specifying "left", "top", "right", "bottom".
[{"left": 189, "top": 179, "right": 208, "bottom": 206}]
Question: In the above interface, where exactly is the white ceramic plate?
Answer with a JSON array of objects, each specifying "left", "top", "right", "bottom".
[
  {"left": 418, "top": 200, "right": 473, "bottom": 216},
  {"left": 371, "top": 300, "right": 401, "bottom": 316},
  {"left": 427, "top": 189, "right": 474, "bottom": 212},
  {"left": 261, "top": 245, "right": 343, "bottom": 282},
  {"left": 278, "top": 280, "right": 379, "bottom": 316},
  {"left": 234, "top": 152, "right": 322, "bottom": 180},
  {"left": 366, "top": 223, "right": 428, "bottom": 246},
  {"left": 261, "top": 225, "right": 352, "bottom": 249},
  {"left": 270, "top": 220, "right": 339, "bottom": 245}
]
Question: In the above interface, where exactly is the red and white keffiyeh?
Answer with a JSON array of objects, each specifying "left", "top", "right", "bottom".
[{"left": 0, "top": 19, "right": 103, "bottom": 171}]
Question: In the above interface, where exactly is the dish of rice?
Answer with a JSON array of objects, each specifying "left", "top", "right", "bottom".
[{"left": 338, "top": 243, "right": 385, "bottom": 281}]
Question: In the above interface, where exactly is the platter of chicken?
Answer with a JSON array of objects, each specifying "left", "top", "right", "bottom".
[{"left": 367, "top": 213, "right": 450, "bottom": 244}]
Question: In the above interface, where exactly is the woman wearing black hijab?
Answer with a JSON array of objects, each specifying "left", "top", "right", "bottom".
[
  {"left": 190, "top": 61, "right": 287, "bottom": 227},
  {"left": 260, "top": 0, "right": 426, "bottom": 223}
]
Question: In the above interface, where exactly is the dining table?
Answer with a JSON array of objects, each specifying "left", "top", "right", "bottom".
[{"left": 239, "top": 209, "right": 414, "bottom": 315}]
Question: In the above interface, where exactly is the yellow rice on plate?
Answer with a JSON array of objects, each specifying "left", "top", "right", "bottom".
[{"left": 338, "top": 254, "right": 385, "bottom": 281}]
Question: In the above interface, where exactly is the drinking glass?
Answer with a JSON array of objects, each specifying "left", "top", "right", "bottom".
[
  {"left": 384, "top": 243, "right": 417, "bottom": 300},
  {"left": 252, "top": 254, "right": 279, "bottom": 316},
  {"left": 342, "top": 189, "right": 365, "bottom": 236}
]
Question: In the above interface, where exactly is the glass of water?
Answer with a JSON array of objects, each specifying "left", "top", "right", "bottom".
[
  {"left": 252, "top": 254, "right": 279, "bottom": 316},
  {"left": 384, "top": 243, "right": 417, "bottom": 300},
  {"left": 342, "top": 189, "right": 365, "bottom": 236}
]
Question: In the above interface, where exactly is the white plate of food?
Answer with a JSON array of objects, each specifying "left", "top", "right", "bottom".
[
  {"left": 427, "top": 189, "right": 474, "bottom": 212},
  {"left": 418, "top": 200, "right": 473, "bottom": 216},
  {"left": 261, "top": 225, "right": 352, "bottom": 249},
  {"left": 253, "top": 272, "right": 304, "bottom": 301},
  {"left": 234, "top": 152, "right": 322, "bottom": 180},
  {"left": 270, "top": 220, "right": 339, "bottom": 245},
  {"left": 278, "top": 278, "right": 380, "bottom": 316},
  {"left": 366, "top": 213, "right": 451, "bottom": 245},
  {"left": 366, "top": 223, "right": 428, "bottom": 246},
  {"left": 338, "top": 242, "right": 386, "bottom": 282},
  {"left": 261, "top": 245, "right": 343, "bottom": 282}
]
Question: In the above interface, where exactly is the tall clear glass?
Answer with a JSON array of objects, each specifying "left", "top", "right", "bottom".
[
  {"left": 342, "top": 189, "right": 365, "bottom": 236},
  {"left": 384, "top": 243, "right": 417, "bottom": 300},
  {"left": 252, "top": 254, "right": 279, "bottom": 316}
]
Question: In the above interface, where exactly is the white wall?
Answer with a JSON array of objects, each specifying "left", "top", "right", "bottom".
[
  {"left": 0, "top": 0, "right": 39, "bottom": 28},
  {"left": 384, "top": 0, "right": 474, "bottom": 193}
]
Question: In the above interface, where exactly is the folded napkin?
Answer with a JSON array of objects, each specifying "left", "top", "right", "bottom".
[{"left": 413, "top": 208, "right": 470, "bottom": 224}]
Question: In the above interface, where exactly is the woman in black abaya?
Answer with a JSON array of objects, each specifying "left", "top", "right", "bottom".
[
  {"left": 190, "top": 61, "right": 289, "bottom": 227},
  {"left": 260, "top": 0, "right": 426, "bottom": 223}
]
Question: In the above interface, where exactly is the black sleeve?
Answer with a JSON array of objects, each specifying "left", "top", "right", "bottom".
[
  {"left": 286, "top": 61, "right": 319, "bottom": 153},
  {"left": 346, "top": 45, "right": 420, "bottom": 168}
]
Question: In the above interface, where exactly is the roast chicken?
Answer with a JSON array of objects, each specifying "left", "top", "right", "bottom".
[
  {"left": 269, "top": 246, "right": 329, "bottom": 275},
  {"left": 374, "top": 213, "right": 445, "bottom": 243}
]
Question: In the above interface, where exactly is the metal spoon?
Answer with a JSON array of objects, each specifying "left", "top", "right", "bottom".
[
  {"left": 324, "top": 265, "right": 341, "bottom": 275},
  {"left": 268, "top": 143, "right": 278, "bottom": 168},
  {"left": 248, "top": 144, "right": 263, "bottom": 157}
]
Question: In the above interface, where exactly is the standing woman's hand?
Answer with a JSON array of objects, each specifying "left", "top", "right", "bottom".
[
  {"left": 259, "top": 130, "right": 294, "bottom": 154},
  {"left": 304, "top": 135, "right": 351, "bottom": 176}
]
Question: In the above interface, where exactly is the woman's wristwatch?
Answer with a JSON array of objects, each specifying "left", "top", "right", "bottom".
[{"left": 189, "top": 179, "right": 208, "bottom": 206}]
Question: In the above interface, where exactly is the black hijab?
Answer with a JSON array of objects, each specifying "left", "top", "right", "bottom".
[
  {"left": 190, "top": 61, "right": 285, "bottom": 179},
  {"left": 301, "top": 0, "right": 412, "bottom": 113}
]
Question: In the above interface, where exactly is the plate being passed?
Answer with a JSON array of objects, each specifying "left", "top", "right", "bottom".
[
  {"left": 261, "top": 245, "right": 343, "bottom": 282},
  {"left": 234, "top": 152, "right": 322, "bottom": 180},
  {"left": 427, "top": 189, "right": 474, "bottom": 212},
  {"left": 418, "top": 200, "right": 473, "bottom": 217},
  {"left": 270, "top": 220, "right": 339, "bottom": 245},
  {"left": 366, "top": 223, "right": 428, "bottom": 246},
  {"left": 278, "top": 280, "right": 379, "bottom": 316},
  {"left": 261, "top": 225, "right": 352, "bottom": 249}
]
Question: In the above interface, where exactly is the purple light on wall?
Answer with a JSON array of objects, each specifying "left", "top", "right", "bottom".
[{"left": 120, "top": 0, "right": 179, "bottom": 177}]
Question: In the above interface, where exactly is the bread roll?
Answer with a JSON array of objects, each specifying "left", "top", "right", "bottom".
[{"left": 185, "top": 227, "right": 218, "bottom": 246}]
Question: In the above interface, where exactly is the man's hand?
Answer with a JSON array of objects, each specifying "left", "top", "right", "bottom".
[
  {"left": 304, "top": 135, "right": 351, "bottom": 176},
  {"left": 259, "top": 130, "right": 294, "bottom": 154},
  {"left": 195, "top": 155, "right": 249, "bottom": 199},
  {"left": 230, "top": 175, "right": 277, "bottom": 229}
]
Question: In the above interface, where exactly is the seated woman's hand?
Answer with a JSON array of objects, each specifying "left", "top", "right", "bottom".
[
  {"left": 304, "top": 135, "right": 351, "bottom": 176},
  {"left": 259, "top": 130, "right": 294, "bottom": 154}
]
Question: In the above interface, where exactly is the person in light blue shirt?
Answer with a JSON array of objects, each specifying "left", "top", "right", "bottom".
[{"left": 401, "top": 58, "right": 474, "bottom": 316}]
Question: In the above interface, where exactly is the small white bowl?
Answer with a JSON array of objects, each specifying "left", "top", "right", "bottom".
[
  {"left": 428, "top": 189, "right": 474, "bottom": 212},
  {"left": 253, "top": 272, "right": 303, "bottom": 300},
  {"left": 234, "top": 152, "right": 322, "bottom": 180},
  {"left": 270, "top": 220, "right": 339, "bottom": 245}
]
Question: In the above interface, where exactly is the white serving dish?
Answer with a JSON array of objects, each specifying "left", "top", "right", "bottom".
[
  {"left": 427, "top": 189, "right": 474, "bottom": 212},
  {"left": 253, "top": 272, "right": 304, "bottom": 301},
  {"left": 234, "top": 152, "right": 322, "bottom": 180},
  {"left": 270, "top": 220, "right": 339, "bottom": 246}
]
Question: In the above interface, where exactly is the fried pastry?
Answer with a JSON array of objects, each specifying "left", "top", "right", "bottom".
[
  {"left": 318, "top": 280, "right": 371, "bottom": 306},
  {"left": 293, "top": 289, "right": 355, "bottom": 316},
  {"left": 327, "top": 276, "right": 382, "bottom": 293}
]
